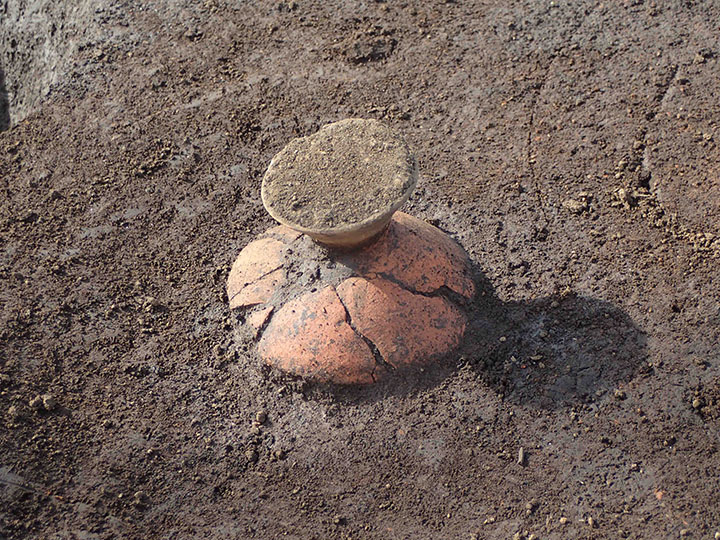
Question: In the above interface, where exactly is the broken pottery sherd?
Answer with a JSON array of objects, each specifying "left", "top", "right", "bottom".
[{"left": 227, "top": 212, "right": 475, "bottom": 384}]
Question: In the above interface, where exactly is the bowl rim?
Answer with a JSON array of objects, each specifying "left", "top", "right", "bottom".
[{"left": 261, "top": 156, "right": 418, "bottom": 238}]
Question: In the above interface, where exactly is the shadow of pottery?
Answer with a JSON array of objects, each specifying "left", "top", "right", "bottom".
[
  {"left": 319, "top": 261, "right": 647, "bottom": 410},
  {"left": 463, "top": 285, "right": 648, "bottom": 410}
]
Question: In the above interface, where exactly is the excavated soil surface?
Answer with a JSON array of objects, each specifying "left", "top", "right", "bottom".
[{"left": 2, "top": 1, "right": 720, "bottom": 539}]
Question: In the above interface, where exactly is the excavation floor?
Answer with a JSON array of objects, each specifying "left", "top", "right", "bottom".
[{"left": 1, "top": 1, "right": 719, "bottom": 538}]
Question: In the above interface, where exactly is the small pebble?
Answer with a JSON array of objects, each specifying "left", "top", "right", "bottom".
[
  {"left": 588, "top": 516, "right": 595, "bottom": 528},
  {"left": 255, "top": 411, "right": 267, "bottom": 423},
  {"left": 691, "top": 398, "right": 702, "bottom": 409},
  {"left": 559, "top": 517, "right": 568, "bottom": 525},
  {"left": 143, "top": 297, "right": 159, "bottom": 312},
  {"left": 680, "top": 529, "right": 690, "bottom": 537},
  {"left": 714, "top": 532, "right": 719, "bottom": 539},
  {"left": 517, "top": 447, "right": 526, "bottom": 466},
  {"left": 7, "top": 405, "right": 20, "bottom": 421},
  {"left": 614, "top": 389, "right": 626, "bottom": 400},
  {"left": 562, "top": 198, "right": 588, "bottom": 214},
  {"left": 41, "top": 394, "right": 57, "bottom": 411},
  {"left": 245, "top": 449, "right": 258, "bottom": 463},
  {"left": 29, "top": 396, "right": 43, "bottom": 410}
]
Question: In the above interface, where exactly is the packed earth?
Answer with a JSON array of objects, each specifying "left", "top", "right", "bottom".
[{"left": 1, "top": 1, "right": 720, "bottom": 539}]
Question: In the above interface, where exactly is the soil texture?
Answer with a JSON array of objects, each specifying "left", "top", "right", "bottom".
[{"left": 1, "top": 1, "right": 720, "bottom": 539}]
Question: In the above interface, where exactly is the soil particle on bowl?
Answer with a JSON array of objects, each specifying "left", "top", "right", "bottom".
[{"left": 261, "top": 118, "right": 417, "bottom": 230}]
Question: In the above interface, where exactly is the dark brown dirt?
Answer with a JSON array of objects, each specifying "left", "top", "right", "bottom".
[
  {"left": 262, "top": 118, "right": 416, "bottom": 230},
  {"left": 1, "top": 1, "right": 720, "bottom": 539}
]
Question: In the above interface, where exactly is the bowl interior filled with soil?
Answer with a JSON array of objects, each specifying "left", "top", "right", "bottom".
[{"left": 261, "top": 118, "right": 418, "bottom": 248}]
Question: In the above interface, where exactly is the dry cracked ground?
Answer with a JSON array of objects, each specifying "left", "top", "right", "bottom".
[{"left": 1, "top": 1, "right": 720, "bottom": 539}]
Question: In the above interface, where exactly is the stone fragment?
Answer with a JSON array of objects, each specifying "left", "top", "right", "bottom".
[
  {"left": 41, "top": 394, "right": 57, "bottom": 411},
  {"left": 7, "top": 405, "right": 21, "bottom": 421},
  {"left": 562, "top": 198, "right": 588, "bottom": 214}
]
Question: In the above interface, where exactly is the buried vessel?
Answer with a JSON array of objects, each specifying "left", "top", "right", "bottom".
[{"left": 227, "top": 118, "right": 475, "bottom": 384}]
